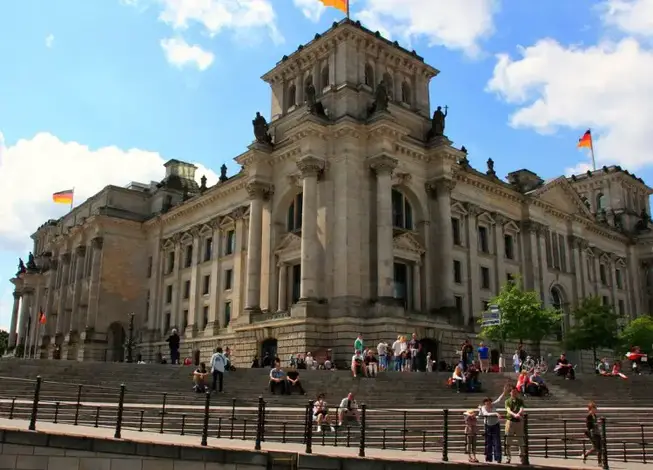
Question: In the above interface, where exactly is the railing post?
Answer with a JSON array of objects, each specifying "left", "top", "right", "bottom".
[
  {"left": 641, "top": 424, "right": 647, "bottom": 464},
  {"left": 201, "top": 391, "right": 211, "bottom": 446},
  {"left": 523, "top": 414, "right": 530, "bottom": 465},
  {"left": 442, "top": 409, "right": 449, "bottom": 461},
  {"left": 255, "top": 396, "right": 264, "bottom": 451},
  {"left": 114, "top": 384, "right": 126, "bottom": 439},
  {"left": 159, "top": 393, "right": 167, "bottom": 434},
  {"left": 358, "top": 404, "right": 367, "bottom": 457},
  {"left": 74, "top": 384, "right": 82, "bottom": 426},
  {"left": 230, "top": 398, "right": 236, "bottom": 439},
  {"left": 305, "top": 400, "right": 314, "bottom": 454},
  {"left": 563, "top": 419, "right": 568, "bottom": 459},
  {"left": 28, "top": 376, "right": 42, "bottom": 431},
  {"left": 601, "top": 417, "right": 609, "bottom": 470}
]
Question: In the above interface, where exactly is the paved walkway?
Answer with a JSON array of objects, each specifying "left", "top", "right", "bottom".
[{"left": 0, "top": 418, "right": 646, "bottom": 469}]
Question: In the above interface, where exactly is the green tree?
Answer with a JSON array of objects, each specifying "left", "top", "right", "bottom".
[
  {"left": 564, "top": 296, "right": 619, "bottom": 363},
  {"left": 480, "top": 278, "right": 561, "bottom": 354},
  {"left": 0, "top": 329, "right": 7, "bottom": 356},
  {"left": 618, "top": 315, "right": 653, "bottom": 355}
]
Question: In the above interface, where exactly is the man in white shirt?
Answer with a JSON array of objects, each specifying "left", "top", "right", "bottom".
[
  {"left": 210, "top": 347, "right": 227, "bottom": 393},
  {"left": 338, "top": 392, "right": 359, "bottom": 426},
  {"left": 351, "top": 350, "right": 366, "bottom": 378},
  {"left": 377, "top": 341, "right": 388, "bottom": 371}
]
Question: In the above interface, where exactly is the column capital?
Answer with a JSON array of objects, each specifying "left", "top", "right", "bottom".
[
  {"left": 13, "top": 291, "right": 21, "bottom": 299},
  {"left": 75, "top": 245, "right": 87, "bottom": 256},
  {"left": 520, "top": 219, "right": 544, "bottom": 234},
  {"left": 61, "top": 253, "right": 71, "bottom": 263},
  {"left": 297, "top": 155, "right": 325, "bottom": 178},
  {"left": 22, "top": 287, "right": 34, "bottom": 295},
  {"left": 246, "top": 180, "right": 274, "bottom": 200},
  {"left": 368, "top": 155, "right": 397, "bottom": 175},
  {"left": 91, "top": 237, "right": 104, "bottom": 250},
  {"left": 463, "top": 202, "right": 481, "bottom": 217},
  {"left": 425, "top": 178, "right": 455, "bottom": 198}
]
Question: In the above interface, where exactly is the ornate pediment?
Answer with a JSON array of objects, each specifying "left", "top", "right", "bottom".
[
  {"left": 198, "top": 223, "right": 213, "bottom": 236},
  {"left": 599, "top": 252, "right": 611, "bottom": 264},
  {"left": 275, "top": 232, "right": 301, "bottom": 254},
  {"left": 451, "top": 201, "right": 468, "bottom": 216},
  {"left": 504, "top": 220, "right": 520, "bottom": 233},
  {"left": 162, "top": 238, "right": 175, "bottom": 250},
  {"left": 219, "top": 215, "right": 235, "bottom": 229},
  {"left": 393, "top": 232, "right": 426, "bottom": 255},
  {"left": 529, "top": 177, "right": 593, "bottom": 218}
]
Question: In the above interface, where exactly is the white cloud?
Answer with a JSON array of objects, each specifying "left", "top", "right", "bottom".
[
  {"left": 157, "top": 0, "right": 283, "bottom": 45},
  {"left": 601, "top": 0, "right": 653, "bottom": 37},
  {"left": 160, "top": 37, "right": 215, "bottom": 70},
  {"left": 357, "top": 0, "right": 498, "bottom": 56},
  {"left": 293, "top": 0, "right": 326, "bottom": 22},
  {"left": 0, "top": 131, "right": 219, "bottom": 251},
  {"left": 487, "top": 0, "right": 653, "bottom": 172},
  {"left": 45, "top": 34, "right": 54, "bottom": 48}
]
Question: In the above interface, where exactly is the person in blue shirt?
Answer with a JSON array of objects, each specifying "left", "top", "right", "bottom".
[
  {"left": 269, "top": 359, "right": 287, "bottom": 394},
  {"left": 477, "top": 342, "right": 490, "bottom": 373}
]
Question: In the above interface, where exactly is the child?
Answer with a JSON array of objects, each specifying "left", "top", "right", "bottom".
[
  {"left": 426, "top": 352, "right": 433, "bottom": 372},
  {"left": 463, "top": 409, "right": 479, "bottom": 463},
  {"left": 499, "top": 353, "right": 505, "bottom": 373}
]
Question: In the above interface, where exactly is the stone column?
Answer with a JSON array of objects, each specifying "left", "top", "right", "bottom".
[
  {"left": 17, "top": 288, "right": 33, "bottom": 347},
  {"left": 426, "top": 179, "right": 456, "bottom": 308},
  {"left": 277, "top": 263, "right": 288, "bottom": 312},
  {"left": 465, "top": 204, "right": 480, "bottom": 325},
  {"left": 207, "top": 220, "right": 221, "bottom": 333},
  {"left": 85, "top": 237, "right": 103, "bottom": 332},
  {"left": 369, "top": 155, "right": 398, "bottom": 300},
  {"left": 187, "top": 229, "right": 201, "bottom": 334},
  {"left": 69, "top": 245, "right": 86, "bottom": 334},
  {"left": 171, "top": 239, "right": 182, "bottom": 329},
  {"left": 493, "top": 215, "right": 506, "bottom": 293},
  {"left": 9, "top": 292, "right": 20, "bottom": 348},
  {"left": 298, "top": 156, "right": 325, "bottom": 301},
  {"left": 31, "top": 283, "right": 44, "bottom": 357},
  {"left": 55, "top": 253, "right": 71, "bottom": 337},
  {"left": 610, "top": 258, "right": 618, "bottom": 306},
  {"left": 245, "top": 181, "right": 272, "bottom": 310},
  {"left": 570, "top": 236, "right": 584, "bottom": 305},
  {"left": 412, "top": 263, "right": 421, "bottom": 311}
]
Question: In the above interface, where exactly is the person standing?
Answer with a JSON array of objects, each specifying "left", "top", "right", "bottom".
[
  {"left": 377, "top": 340, "right": 388, "bottom": 371},
  {"left": 582, "top": 401, "right": 603, "bottom": 465},
  {"left": 504, "top": 387, "right": 526, "bottom": 464},
  {"left": 478, "top": 397, "right": 502, "bottom": 463},
  {"left": 210, "top": 347, "right": 227, "bottom": 393},
  {"left": 166, "top": 329, "right": 180, "bottom": 365},
  {"left": 477, "top": 342, "right": 490, "bottom": 373},
  {"left": 354, "top": 334, "right": 364, "bottom": 353}
]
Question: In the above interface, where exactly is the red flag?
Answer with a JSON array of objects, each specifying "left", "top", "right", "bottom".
[{"left": 38, "top": 310, "right": 46, "bottom": 325}]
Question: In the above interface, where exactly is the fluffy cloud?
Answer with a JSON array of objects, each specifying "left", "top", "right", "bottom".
[
  {"left": 160, "top": 37, "right": 215, "bottom": 70},
  {"left": 0, "top": 131, "right": 218, "bottom": 251},
  {"left": 601, "top": 0, "right": 653, "bottom": 37},
  {"left": 45, "top": 34, "right": 54, "bottom": 48},
  {"left": 487, "top": 0, "right": 653, "bottom": 173},
  {"left": 294, "top": 0, "right": 498, "bottom": 55},
  {"left": 157, "top": 0, "right": 283, "bottom": 44}
]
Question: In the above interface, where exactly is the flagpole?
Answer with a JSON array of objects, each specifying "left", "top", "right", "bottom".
[
  {"left": 70, "top": 187, "right": 75, "bottom": 210},
  {"left": 346, "top": 0, "right": 350, "bottom": 18},
  {"left": 589, "top": 129, "right": 597, "bottom": 171}
]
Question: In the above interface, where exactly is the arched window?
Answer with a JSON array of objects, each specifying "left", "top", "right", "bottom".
[
  {"left": 391, "top": 189, "right": 413, "bottom": 230},
  {"left": 364, "top": 63, "right": 374, "bottom": 87},
  {"left": 596, "top": 192, "right": 606, "bottom": 211},
  {"left": 401, "top": 81, "right": 411, "bottom": 104},
  {"left": 551, "top": 287, "right": 563, "bottom": 311},
  {"left": 287, "top": 193, "right": 303, "bottom": 232},
  {"left": 383, "top": 73, "right": 393, "bottom": 100},
  {"left": 321, "top": 65, "right": 329, "bottom": 89},
  {"left": 288, "top": 84, "right": 297, "bottom": 108}
]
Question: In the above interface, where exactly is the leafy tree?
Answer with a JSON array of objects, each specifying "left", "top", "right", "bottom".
[
  {"left": 618, "top": 315, "right": 653, "bottom": 355},
  {"left": 0, "top": 329, "right": 7, "bottom": 356},
  {"left": 564, "top": 296, "right": 619, "bottom": 363},
  {"left": 479, "top": 278, "right": 561, "bottom": 354}
]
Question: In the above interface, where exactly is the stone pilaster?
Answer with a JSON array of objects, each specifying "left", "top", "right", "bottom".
[
  {"left": 298, "top": 156, "right": 325, "bottom": 301},
  {"left": 187, "top": 228, "right": 201, "bottom": 334},
  {"left": 610, "top": 256, "right": 618, "bottom": 307},
  {"left": 55, "top": 253, "right": 71, "bottom": 338},
  {"left": 493, "top": 215, "right": 506, "bottom": 293},
  {"left": 16, "top": 288, "right": 33, "bottom": 348},
  {"left": 369, "top": 154, "right": 398, "bottom": 300},
  {"left": 85, "top": 237, "right": 103, "bottom": 332},
  {"left": 9, "top": 291, "right": 20, "bottom": 348},
  {"left": 569, "top": 236, "right": 584, "bottom": 306},
  {"left": 426, "top": 179, "right": 456, "bottom": 309},
  {"left": 68, "top": 245, "right": 86, "bottom": 335},
  {"left": 147, "top": 238, "right": 162, "bottom": 333},
  {"left": 277, "top": 263, "right": 288, "bottom": 312},
  {"left": 206, "top": 219, "right": 221, "bottom": 334},
  {"left": 464, "top": 203, "right": 480, "bottom": 325},
  {"left": 412, "top": 263, "right": 421, "bottom": 311},
  {"left": 171, "top": 237, "right": 182, "bottom": 330},
  {"left": 245, "top": 180, "right": 273, "bottom": 310}
]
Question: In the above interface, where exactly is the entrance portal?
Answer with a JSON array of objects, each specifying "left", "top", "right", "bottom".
[
  {"left": 261, "top": 338, "right": 278, "bottom": 362},
  {"left": 107, "top": 322, "right": 126, "bottom": 362}
]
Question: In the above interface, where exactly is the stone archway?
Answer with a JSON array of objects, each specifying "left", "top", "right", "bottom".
[
  {"left": 260, "top": 338, "right": 278, "bottom": 363},
  {"left": 107, "top": 322, "right": 126, "bottom": 362}
]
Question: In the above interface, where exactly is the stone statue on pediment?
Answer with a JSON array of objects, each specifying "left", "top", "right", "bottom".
[
  {"left": 487, "top": 158, "right": 496, "bottom": 177},
  {"left": 26, "top": 252, "right": 38, "bottom": 272},
  {"left": 219, "top": 164, "right": 228, "bottom": 183},
  {"left": 252, "top": 112, "right": 272, "bottom": 145},
  {"left": 368, "top": 80, "right": 389, "bottom": 116},
  {"left": 16, "top": 258, "right": 26, "bottom": 276},
  {"left": 305, "top": 82, "right": 326, "bottom": 117},
  {"left": 427, "top": 105, "right": 448, "bottom": 140}
]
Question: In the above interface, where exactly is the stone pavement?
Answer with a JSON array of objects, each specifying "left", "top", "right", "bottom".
[{"left": 0, "top": 418, "right": 646, "bottom": 469}]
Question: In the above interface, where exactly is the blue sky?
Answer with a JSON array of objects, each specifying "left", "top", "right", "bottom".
[{"left": 1, "top": 0, "right": 652, "bottom": 330}]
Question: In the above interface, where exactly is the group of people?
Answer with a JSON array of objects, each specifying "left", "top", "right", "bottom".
[
  {"left": 192, "top": 347, "right": 229, "bottom": 393},
  {"left": 312, "top": 392, "right": 360, "bottom": 431}
]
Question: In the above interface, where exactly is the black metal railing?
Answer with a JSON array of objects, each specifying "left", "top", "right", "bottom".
[{"left": 1, "top": 375, "right": 653, "bottom": 466}]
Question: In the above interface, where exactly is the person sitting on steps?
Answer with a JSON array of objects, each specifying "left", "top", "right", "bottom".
[
  {"left": 313, "top": 393, "right": 336, "bottom": 432},
  {"left": 269, "top": 359, "right": 286, "bottom": 395},
  {"left": 351, "top": 350, "right": 366, "bottom": 378},
  {"left": 193, "top": 362, "right": 209, "bottom": 393},
  {"left": 285, "top": 368, "right": 306, "bottom": 395},
  {"left": 338, "top": 392, "right": 359, "bottom": 426},
  {"left": 555, "top": 353, "right": 575, "bottom": 380}
]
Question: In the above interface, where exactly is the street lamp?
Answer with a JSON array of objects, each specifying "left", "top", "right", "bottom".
[{"left": 126, "top": 313, "right": 135, "bottom": 363}]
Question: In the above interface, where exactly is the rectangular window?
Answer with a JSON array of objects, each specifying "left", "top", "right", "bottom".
[
  {"left": 165, "top": 285, "right": 172, "bottom": 304},
  {"left": 478, "top": 226, "right": 489, "bottom": 253},
  {"left": 618, "top": 299, "right": 625, "bottom": 316},
  {"left": 587, "top": 259, "right": 593, "bottom": 281},
  {"left": 167, "top": 251, "right": 175, "bottom": 274},
  {"left": 226, "top": 230, "right": 236, "bottom": 255},
  {"left": 182, "top": 310, "right": 189, "bottom": 330},
  {"left": 224, "top": 269, "right": 233, "bottom": 290},
  {"left": 183, "top": 280, "right": 191, "bottom": 299},
  {"left": 600, "top": 265, "right": 607, "bottom": 285},
  {"left": 482, "top": 300, "right": 490, "bottom": 311},
  {"left": 506, "top": 272, "right": 514, "bottom": 283},
  {"left": 224, "top": 301, "right": 232, "bottom": 326},
  {"left": 453, "top": 260, "right": 462, "bottom": 284},
  {"left": 184, "top": 245, "right": 193, "bottom": 268},
  {"left": 452, "top": 218, "right": 462, "bottom": 246},
  {"left": 164, "top": 313, "right": 171, "bottom": 333},
  {"left": 203, "top": 306, "right": 209, "bottom": 328},
  {"left": 552, "top": 232, "right": 560, "bottom": 269},
  {"left": 602, "top": 296, "right": 610, "bottom": 306},
  {"left": 504, "top": 234, "right": 514, "bottom": 260},
  {"left": 454, "top": 296, "right": 463, "bottom": 314},
  {"left": 202, "top": 275, "right": 210, "bottom": 295},
  {"left": 616, "top": 269, "right": 623, "bottom": 289},
  {"left": 204, "top": 237, "right": 213, "bottom": 262},
  {"left": 147, "top": 256, "right": 153, "bottom": 278},
  {"left": 481, "top": 266, "right": 490, "bottom": 290},
  {"left": 558, "top": 234, "right": 567, "bottom": 272},
  {"left": 545, "top": 232, "right": 553, "bottom": 268}
]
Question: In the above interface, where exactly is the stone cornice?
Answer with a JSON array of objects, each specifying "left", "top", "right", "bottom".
[{"left": 453, "top": 170, "right": 524, "bottom": 204}]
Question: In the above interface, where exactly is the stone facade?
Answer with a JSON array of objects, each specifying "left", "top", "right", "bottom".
[{"left": 8, "top": 20, "right": 653, "bottom": 366}]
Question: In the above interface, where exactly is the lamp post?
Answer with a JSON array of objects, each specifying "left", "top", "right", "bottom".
[{"left": 126, "top": 313, "right": 135, "bottom": 363}]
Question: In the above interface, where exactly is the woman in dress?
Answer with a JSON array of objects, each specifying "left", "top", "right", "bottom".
[{"left": 582, "top": 401, "right": 603, "bottom": 465}]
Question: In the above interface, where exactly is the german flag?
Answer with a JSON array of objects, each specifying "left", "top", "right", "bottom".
[
  {"left": 577, "top": 130, "right": 592, "bottom": 149},
  {"left": 52, "top": 189, "right": 74, "bottom": 205},
  {"left": 319, "top": 0, "right": 348, "bottom": 14}
]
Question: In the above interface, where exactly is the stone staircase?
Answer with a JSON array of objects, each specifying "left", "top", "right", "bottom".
[{"left": 0, "top": 359, "right": 652, "bottom": 464}]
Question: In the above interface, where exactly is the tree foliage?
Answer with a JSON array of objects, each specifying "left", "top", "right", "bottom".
[
  {"left": 564, "top": 296, "right": 619, "bottom": 360},
  {"left": 479, "top": 279, "right": 561, "bottom": 347},
  {"left": 618, "top": 315, "right": 653, "bottom": 355}
]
